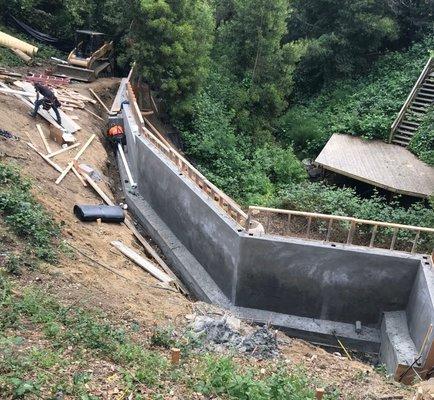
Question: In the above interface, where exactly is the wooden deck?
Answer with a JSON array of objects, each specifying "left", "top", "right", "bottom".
[{"left": 315, "top": 134, "right": 434, "bottom": 198}]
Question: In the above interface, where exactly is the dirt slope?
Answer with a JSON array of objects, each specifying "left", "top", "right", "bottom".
[{"left": 0, "top": 79, "right": 414, "bottom": 399}]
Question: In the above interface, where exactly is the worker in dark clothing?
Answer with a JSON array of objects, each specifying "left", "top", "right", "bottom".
[{"left": 30, "top": 83, "right": 62, "bottom": 126}]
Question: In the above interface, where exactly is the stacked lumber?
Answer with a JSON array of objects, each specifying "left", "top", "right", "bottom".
[
  {"left": 54, "top": 87, "right": 97, "bottom": 111},
  {"left": 414, "top": 379, "right": 434, "bottom": 400}
]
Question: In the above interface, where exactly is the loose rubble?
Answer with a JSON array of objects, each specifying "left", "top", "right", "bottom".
[{"left": 187, "top": 313, "right": 279, "bottom": 359}]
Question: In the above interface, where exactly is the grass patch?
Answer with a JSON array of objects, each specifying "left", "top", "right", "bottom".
[
  {"left": 194, "top": 356, "right": 339, "bottom": 400},
  {"left": 0, "top": 162, "right": 59, "bottom": 264},
  {"left": 0, "top": 275, "right": 332, "bottom": 399}
]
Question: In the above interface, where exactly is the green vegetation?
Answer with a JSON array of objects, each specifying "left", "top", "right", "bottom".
[
  {"left": 0, "top": 162, "right": 59, "bottom": 264},
  {"left": 409, "top": 107, "right": 434, "bottom": 166},
  {"left": 195, "top": 357, "right": 330, "bottom": 400},
  {"left": 1, "top": 1, "right": 433, "bottom": 223},
  {"left": 0, "top": 275, "right": 336, "bottom": 399},
  {"left": 0, "top": 23, "right": 64, "bottom": 67}
]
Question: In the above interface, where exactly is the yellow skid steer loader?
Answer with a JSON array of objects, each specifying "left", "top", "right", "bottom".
[{"left": 55, "top": 30, "right": 114, "bottom": 82}]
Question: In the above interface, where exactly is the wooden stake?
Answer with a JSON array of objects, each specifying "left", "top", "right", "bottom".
[
  {"left": 36, "top": 124, "right": 51, "bottom": 153},
  {"left": 171, "top": 348, "right": 181, "bottom": 365},
  {"left": 55, "top": 134, "right": 95, "bottom": 185},
  {"left": 89, "top": 88, "right": 110, "bottom": 114},
  {"left": 315, "top": 388, "right": 325, "bottom": 400},
  {"left": 47, "top": 142, "right": 81, "bottom": 158},
  {"left": 123, "top": 218, "right": 188, "bottom": 294}
]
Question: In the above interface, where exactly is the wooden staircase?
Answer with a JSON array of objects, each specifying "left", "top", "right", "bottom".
[{"left": 390, "top": 57, "right": 434, "bottom": 147}]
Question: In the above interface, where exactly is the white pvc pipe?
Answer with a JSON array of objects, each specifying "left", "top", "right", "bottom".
[
  {"left": 0, "top": 31, "right": 38, "bottom": 56},
  {"left": 118, "top": 143, "right": 137, "bottom": 188}
]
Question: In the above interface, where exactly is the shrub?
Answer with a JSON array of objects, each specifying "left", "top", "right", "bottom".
[
  {"left": 0, "top": 163, "right": 59, "bottom": 263},
  {"left": 278, "top": 34, "right": 434, "bottom": 158},
  {"left": 409, "top": 107, "right": 434, "bottom": 166}
]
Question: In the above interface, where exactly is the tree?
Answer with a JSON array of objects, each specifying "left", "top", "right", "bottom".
[
  {"left": 122, "top": 0, "right": 214, "bottom": 118},
  {"left": 214, "top": 0, "right": 305, "bottom": 142},
  {"left": 288, "top": 0, "right": 400, "bottom": 95}
]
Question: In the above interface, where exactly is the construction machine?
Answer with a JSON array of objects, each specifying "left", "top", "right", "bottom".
[{"left": 54, "top": 30, "right": 114, "bottom": 82}]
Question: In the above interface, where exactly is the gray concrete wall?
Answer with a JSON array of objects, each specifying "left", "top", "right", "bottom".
[
  {"left": 126, "top": 130, "right": 241, "bottom": 301},
  {"left": 118, "top": 92, "right": 432, "bottom": 361},
  {"left": 236, "top": 235, "right": 420, "bottom": 325},
  {"left": 406, "top": 263, "right": 434, "bottom": 364}
]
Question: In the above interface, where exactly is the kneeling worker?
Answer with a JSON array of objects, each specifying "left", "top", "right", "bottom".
[{"left": 30, "top": 83, "right": 62, "bottom": 126}]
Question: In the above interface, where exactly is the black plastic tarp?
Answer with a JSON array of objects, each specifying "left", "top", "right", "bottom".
[{"left": 74, "top": 205, "right": 125, "bottom": 223}]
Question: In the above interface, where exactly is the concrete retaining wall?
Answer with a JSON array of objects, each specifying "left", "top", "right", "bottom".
[
  {"left": 117, "top": 93, "right": 433, "bottom": 366},
  {"left": 237, "top": 235, "right": 420, "bottom": 325},
  {"left": 406, "top": 263, "right": 434, "bottom": 364}
]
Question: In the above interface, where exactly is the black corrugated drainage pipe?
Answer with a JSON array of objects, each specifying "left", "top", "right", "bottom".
[{"left": 73, "top": 205, "right": 125, "bottom": 223}]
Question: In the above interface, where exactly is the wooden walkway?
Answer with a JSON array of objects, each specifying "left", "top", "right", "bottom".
[{"left": 315, "top": 134, "right": 434, "bottom": 198}]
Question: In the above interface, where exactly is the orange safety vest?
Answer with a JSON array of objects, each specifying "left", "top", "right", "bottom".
[{"left": 108, "top": 125, "right": 124, "bottom": 137}]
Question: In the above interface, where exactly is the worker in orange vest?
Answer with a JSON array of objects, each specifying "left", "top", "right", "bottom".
[{"left": 106, "top": 124, "right": 126, "bottom": 152}]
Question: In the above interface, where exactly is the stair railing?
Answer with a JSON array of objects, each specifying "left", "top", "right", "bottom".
[{"left": 390, "top": 57, "right": 433, "bottom": 143}]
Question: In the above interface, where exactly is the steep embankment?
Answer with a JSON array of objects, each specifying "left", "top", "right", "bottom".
[{"left": 0, "top": 80, "right": 414, "bottom": 399}]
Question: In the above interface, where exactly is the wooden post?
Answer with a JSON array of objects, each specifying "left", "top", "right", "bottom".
[
  {"left": 286, "top": 213, "right": 292, "bottom": 236},
  {"left": 390, "top": 227, "right": 399, "bottom": 250},
  {"left": 411, "top": 230, "right": 420, "bottom": 254},
  {"left": 369, "top": 225, "right": 378, "bottom": 248},
  {"left": 266, "top": 212, "right": 271, "bottom": 233},
  {"left": 315, "top": 388, "right": 325, "bottom": 400},
  {"left": 171, "top": 348, "right": 181, "bottom": 365},
  {"left": 326, "top": 218, "right": 333, "bottom": 242},
  {"left": 306, "top": 216, "right": 312, "bottom": 238},
  {"left": 346, "top": 221, "right": 356, "bottom": 244}
]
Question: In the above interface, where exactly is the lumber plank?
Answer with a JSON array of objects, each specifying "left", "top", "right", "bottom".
[
  {"left": 14, "top": 81, "right": 81, "bottom": 133},
  {"left": 71, "top": 166, "right": 87, "bottom": 187},
  {"left": 77, "top": 169, "right": 188, "bottom": 294},
  {"left": 46, "top": 142, "right": 80, "bottom": 158},
  {"left": 111, "top": 240, "right": 173, "bottom": 284},
  {"left": 80, "top": 170, "right": 115, "bottom": 205},
  {"left": 123, "top": 218, "right": 188, "bottom": 294},
  {"left": 89, "top": 88, "right": 110, "bottom": 114},
  {"left": 36, "top": 124, "right": 51, "bottom": 153},
  {"left": 55, "top": 134, "right": 96, "bottom": 185},
  {"left": 84, "top": 107, "right": 104, "bottom": 121},
  {"left": 26, "top": 142, "right": 63, "bottom": 173}
]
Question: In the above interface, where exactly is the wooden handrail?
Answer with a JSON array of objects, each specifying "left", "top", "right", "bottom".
[
  {"left": 390, "top": 57, "right": 433, "bottom": 142},
  {"left": 247, "top": 206, "right": 434, "bottom": 233},
  {"left": 247, "top": 205, "right": 433, "bottom": 254}
]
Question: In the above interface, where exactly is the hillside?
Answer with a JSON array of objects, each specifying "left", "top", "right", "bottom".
[{"left": 0, "top": 76, "right": 415, "bottom": 399}]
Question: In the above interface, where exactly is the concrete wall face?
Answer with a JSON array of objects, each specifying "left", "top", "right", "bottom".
[
  {"left": 131, "top": 135, "right": 240, "bottom": 301},
  {"left": 406, "top": 265, "right": 434, "bottom": 363},
  {"left": 118, "top": 92, "right": 434, "bottom": 370},
  {"left": 236, "top": 236, "right": 420, "bottom": 325}
]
